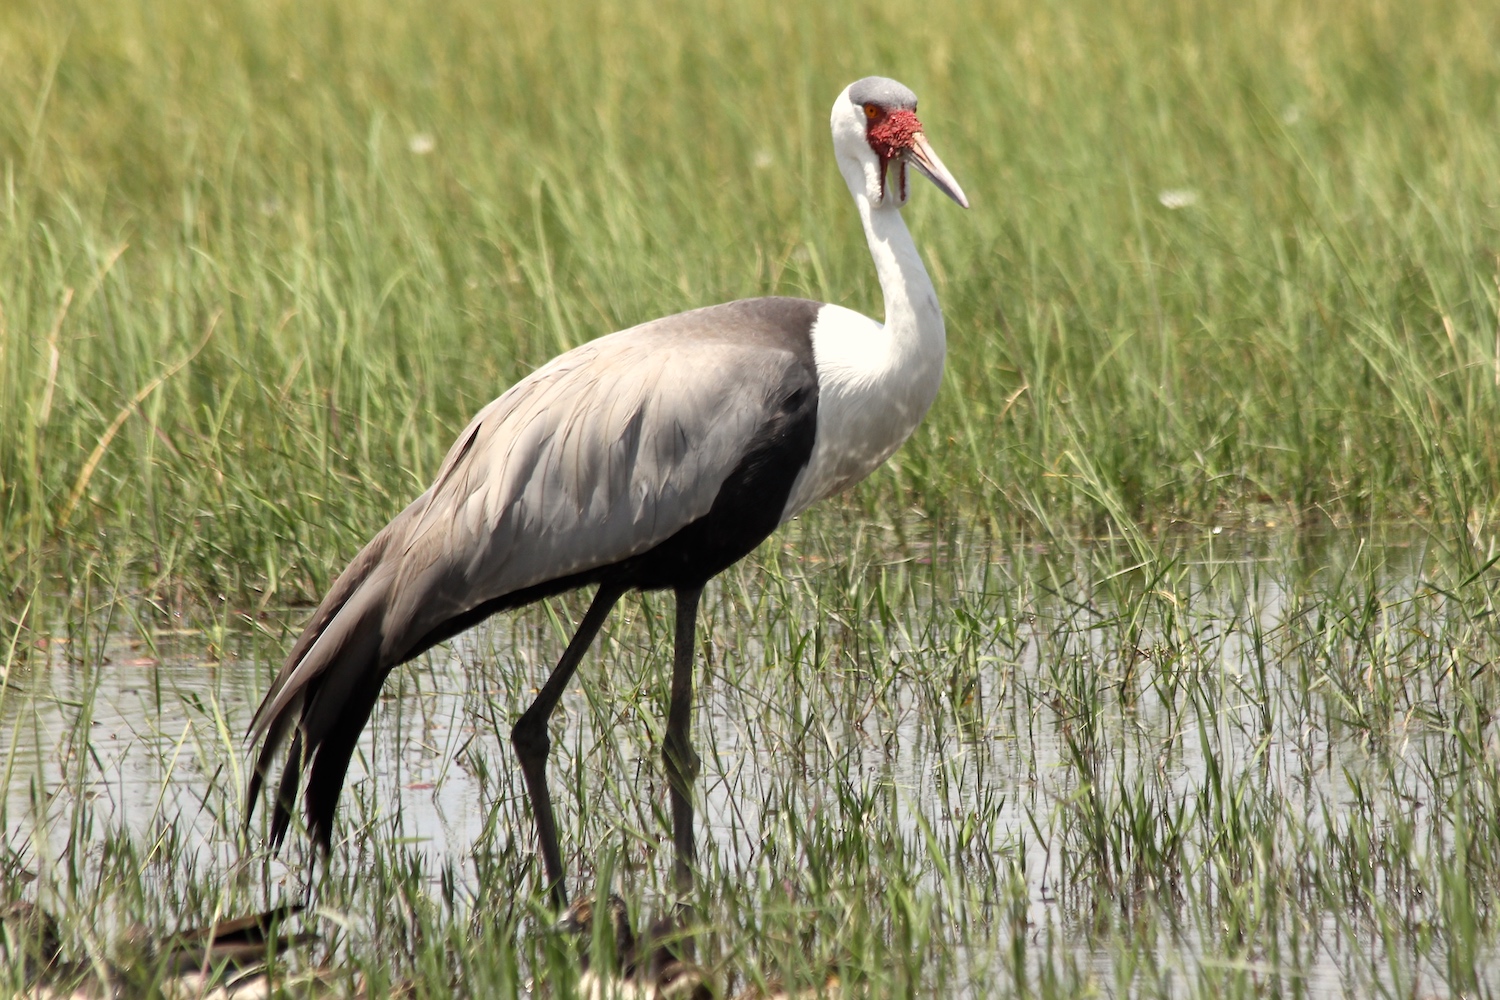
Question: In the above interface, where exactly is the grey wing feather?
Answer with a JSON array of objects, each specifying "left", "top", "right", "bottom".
[
  {"left": 246, "top": 300, "right": 817, "bottom": 846},
  {"left": 383, "top": 326, "right": 789, "bottom": 653}
]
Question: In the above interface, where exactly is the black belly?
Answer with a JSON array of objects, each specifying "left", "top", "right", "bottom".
[{"left": 605, "top": 375, "right": 817, "bottom": 591}]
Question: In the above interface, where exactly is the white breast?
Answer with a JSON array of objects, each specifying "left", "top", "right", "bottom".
[{"left": 780, "top": 302, "right": 945, "bottom": 520}]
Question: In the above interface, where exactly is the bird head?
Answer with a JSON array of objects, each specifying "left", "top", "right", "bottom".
[{"left": 831, "top": 76, "right": 969, "bottom": 211}]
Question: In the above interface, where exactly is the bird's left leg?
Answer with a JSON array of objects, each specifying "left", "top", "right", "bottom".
[
  {"left": 664, "top": 585, "right": 704, "bottom": 899},
  {"left": 512, "top": 583, "right": 625, "bottom": 909}
]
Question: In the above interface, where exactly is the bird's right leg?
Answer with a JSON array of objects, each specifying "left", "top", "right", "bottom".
[
  {"left": 663, "top": 585, "right": 703, "bottom": 899},
  {"left": 663, "top": 585, "right": 704, "bottom": 958},
  {"left": 511, "top": 583, "right": 625, "bottom": 909}
]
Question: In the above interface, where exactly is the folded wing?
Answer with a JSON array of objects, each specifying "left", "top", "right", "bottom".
[{"left": 247, "top": 299, "right": 819, "bottom": 848}]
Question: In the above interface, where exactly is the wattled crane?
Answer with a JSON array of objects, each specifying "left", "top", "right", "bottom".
[{"left": 247, "top": 76, "right": 969, "bottom": 907}]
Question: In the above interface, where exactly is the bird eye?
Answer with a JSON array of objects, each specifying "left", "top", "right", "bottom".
[{"left": 863, "top": 103, "right": 880, "bottom": 120}]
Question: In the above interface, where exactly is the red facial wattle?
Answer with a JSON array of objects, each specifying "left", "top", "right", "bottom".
[{"left": 866, "top": 108, "right": 923, "bottom": 201}]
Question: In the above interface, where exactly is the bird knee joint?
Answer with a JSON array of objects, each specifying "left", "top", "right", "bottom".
[
  {"left": 511, "top": 721, "right": 550, "bottom": 761},
  {"left": 663, "top": 741, "right": 701, "bottom": 783}
]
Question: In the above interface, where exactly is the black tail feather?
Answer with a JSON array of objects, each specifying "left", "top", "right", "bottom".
[
  {"left": 245, "top": 696, "right": 299, "bottom": 830},
  {"left": 245, "top": 516, "right": 407, "bottom": 853},
  {"left": 269, "top": 729, "right": 304, "bottom": 850},
  {"left": 304, "top": 676, "right": 387, "bottom": 853}
]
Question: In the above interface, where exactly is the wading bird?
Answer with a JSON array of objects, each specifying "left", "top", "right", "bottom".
[
  {"left": 558, "top": 894, "right": 841, "bottom": 1000},
  {"left": 247, "top": 76, "right": 968, "bottom": 906},
  {"left": 559, "top": 894, "right": 710, "bottom": 1000}
]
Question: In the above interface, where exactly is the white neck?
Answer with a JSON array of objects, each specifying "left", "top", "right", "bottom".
[
  {"left": 777, "top": 161, "right": 947, "bottom": 519},
  {"left": 851, "top": 181, "right": 944, "bottom": 346}
]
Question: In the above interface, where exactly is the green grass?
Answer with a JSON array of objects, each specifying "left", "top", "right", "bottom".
[
  {"left": 5, "top": 0, "right": 1500, "bottom": 996},
  {"left": 3, "top": 0, "right": 1500, "bottom": 607}
]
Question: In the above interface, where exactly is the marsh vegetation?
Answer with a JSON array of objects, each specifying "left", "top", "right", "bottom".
[{"left": 3, "top": 0, "right": 1500, "bottom": 995}]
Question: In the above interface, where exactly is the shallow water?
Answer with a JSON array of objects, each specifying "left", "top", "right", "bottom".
[{"left": 3, "top": 524, "right": 1498, "bottom": 996}]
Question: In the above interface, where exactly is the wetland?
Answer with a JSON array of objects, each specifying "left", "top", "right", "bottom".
[
  {"left": 5, "top": 0, "right": 1500, "bottom": 994},
  {"left": 7, "top": 522, "right": 1499, "bottom": 996}
]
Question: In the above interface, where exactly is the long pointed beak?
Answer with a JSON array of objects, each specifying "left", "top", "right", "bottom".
[{"left": 907, "top": 133, "right": 969, "bottom": 209}]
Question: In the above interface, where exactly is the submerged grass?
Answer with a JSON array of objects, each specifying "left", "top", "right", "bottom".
[
  {"left": 5, "top": 0, "right": 1500, "bottom": 996},
  {"left": 7, "top": 526, "right": 1500, "bottom": 997}
]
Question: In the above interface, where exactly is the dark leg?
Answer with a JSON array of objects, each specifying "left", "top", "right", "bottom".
[
  {"left": 511, "top": 583, "right": 624, "bottom": 909},
  {"left": 664, "top": 586, "right": 703, "bottom": 898}
]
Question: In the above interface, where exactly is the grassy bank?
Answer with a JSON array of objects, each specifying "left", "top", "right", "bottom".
[{"left": 3, "top": 0, "right": 1500, "bottom": 611}]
